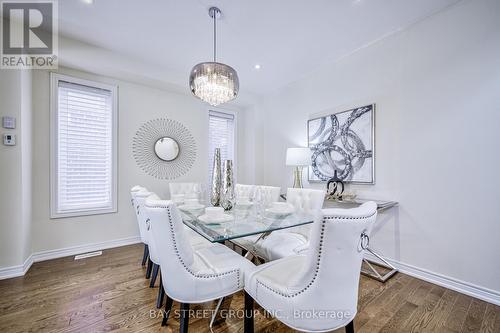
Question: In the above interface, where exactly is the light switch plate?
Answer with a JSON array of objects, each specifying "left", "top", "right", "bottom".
[
  {"left": 2, "top": 116, "right": 16, "bottom": 129},
  {"left": 3, "top": 134, "right": 16, "bottom": 146}
]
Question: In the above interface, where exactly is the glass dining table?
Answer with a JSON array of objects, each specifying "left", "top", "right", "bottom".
[{"left": 180, "top": 204, "right": 315, "bottom": 245}]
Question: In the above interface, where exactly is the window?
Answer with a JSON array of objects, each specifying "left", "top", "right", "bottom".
[
  {"left": 50, "top": 73, "right": 117, "bottom": 218},
  {"left": 208, "top": 110, "right": 236, "bottom": 183}
]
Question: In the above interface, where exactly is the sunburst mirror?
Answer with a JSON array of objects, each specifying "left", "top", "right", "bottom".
[{"left": 132, "top": 118, "right": 196, "bottom": 179}]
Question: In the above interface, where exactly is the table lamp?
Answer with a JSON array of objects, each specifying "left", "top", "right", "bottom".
[{"left": 286, "top": 147, "right": 312, "bottom": 188}]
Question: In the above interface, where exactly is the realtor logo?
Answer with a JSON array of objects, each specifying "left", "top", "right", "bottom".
[{"left": 1, "top": 0, "right": 58, "bottom": 69}]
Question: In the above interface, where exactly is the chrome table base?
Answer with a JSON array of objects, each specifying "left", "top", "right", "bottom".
[{"left": 209, "top": 234, "right": 270, "bottom": 330}]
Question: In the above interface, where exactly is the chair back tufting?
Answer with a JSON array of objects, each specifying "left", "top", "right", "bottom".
[
  {"left": 168, "top": 182, "right": 201, "bottom": 198},
  {"left": 235, "top": 184, "right": 256, "bottom": 200},
  {"left": 285, "top": 188, "right": 325, "bottom": 238},
  {"left": 255, "top": 185, "right": 281, "bottom": 207}
]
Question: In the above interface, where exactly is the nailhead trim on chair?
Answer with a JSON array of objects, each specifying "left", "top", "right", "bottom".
[
  {"left": 146, "top": 203, "right": 241, "bottom": 289},
  {"left": 255, "top": 212, "right": 376, "bottom": 298},
  {"left": 323, "top": 211, "right": 376, "bottom": 221}
]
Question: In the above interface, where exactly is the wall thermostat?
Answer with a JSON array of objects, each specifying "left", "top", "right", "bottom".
[
  {"left": 2, "top": 116, "right": 16, "bottom": 129},
  {"left": 3, "top": 134, "right": 16, "bottom": 146}
]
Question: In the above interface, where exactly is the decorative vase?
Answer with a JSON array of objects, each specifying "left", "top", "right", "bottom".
[
  {"left": 326, "top": 170, "right": 344, "bottom": 200},
  {"left": 221, "top": 160, "right": 235, "bottom": 211},
  {"left": 210, "top": 148, "right": 222, "bottom": 206}
]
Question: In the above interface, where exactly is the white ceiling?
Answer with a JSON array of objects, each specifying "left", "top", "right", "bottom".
[{"left": 58, "top": 0, "right": 459, "bottom": 97}]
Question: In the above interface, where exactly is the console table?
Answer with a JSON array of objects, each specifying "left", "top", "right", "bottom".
[{"left": 323, "top": 198, "right": 399, "bottom": 283}]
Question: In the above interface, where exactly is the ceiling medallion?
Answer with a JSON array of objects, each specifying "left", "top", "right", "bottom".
[{"left": 189, "top": 7, "right": 239, "bottom": 106}]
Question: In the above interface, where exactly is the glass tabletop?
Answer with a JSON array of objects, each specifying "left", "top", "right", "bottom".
[{"left": 179, "top": 204, "right": 315, "bottom": 243}]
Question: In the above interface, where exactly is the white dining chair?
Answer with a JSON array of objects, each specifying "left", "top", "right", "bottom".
[
  {"left": 130, "top": 186, "right": 149, "bottom": 266},
  {"left": 144, "top": 198, "right": 255, "bottom": 332},
  {"left": 135, "top": 190, "right": 162, "bottom": 287},
  {"left": 243, "top": 202, "right": 378, "bottom": 333},
  {"left": 235, "top": 184, "right": 256, "bottom": 200},
  {"left": 254, "top": 188, "right": 325, "bottom": 261},
  {"left": 255, "top": 185, "right": 281, "bottom": 206},
  {"left": 137, "top": 189, "right": 215, "bottom": 308},
  {"left": 168, "top": 182, "right": 201, "bottom": 198}
]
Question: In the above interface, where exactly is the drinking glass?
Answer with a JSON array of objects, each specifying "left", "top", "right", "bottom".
[{"left": 253, "top": 187, "right": 264, "bottom": 219}]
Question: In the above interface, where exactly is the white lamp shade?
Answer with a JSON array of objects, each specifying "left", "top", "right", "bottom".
[{"left": 286, "top": 148, "right": 312, "bottom": 166}]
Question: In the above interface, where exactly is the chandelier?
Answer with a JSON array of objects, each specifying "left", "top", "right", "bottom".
[{"left": 189, "top": 7, "right": 239, "bottom": 106}]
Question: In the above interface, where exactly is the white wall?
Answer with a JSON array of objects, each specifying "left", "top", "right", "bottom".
[
  {"left": 20, "top": 71, "right": 33, "bottom": 262},
  {"left": 254, "top": 0, "right": 500, "bottom": 294},
  {"left": 0, "top": 70, "right": 32, "bottom": 269},
  {"left": 30, "top": 67, "right": 248, "bottom": 253}
]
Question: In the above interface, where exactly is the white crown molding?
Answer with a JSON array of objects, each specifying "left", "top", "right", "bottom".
[
  {"left": 0, "top": 236, "right": 141, "bottom": 280},
  {"left": 365, "top": 253, "right": 500, "bottom": 306}
]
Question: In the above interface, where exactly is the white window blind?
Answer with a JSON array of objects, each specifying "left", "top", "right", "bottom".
[
  {"left": 51, "top": 75, "right": 117, "bottom": 218},
  {"left": 208, "top": 110, "right": 235, "bottom": 184}
]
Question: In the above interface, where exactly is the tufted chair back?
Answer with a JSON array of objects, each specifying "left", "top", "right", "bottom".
[
  {"left": 255, "top": 185, "right": 281, "bottom": 207},
  {"left": 235, "top": 184, "right": 255, "bottom": 200},
  {"left": 285, "top": 188, "right": 325, "bottom": 238},
  {"left": 168, "top": 182, "right": 201, "bottom": 198},
  {"left": 135, "top": 190, "right": 161, "bottom": 264},
  {"left": 251, "top": 202, "right": 377, "bottom": 332},
  {"left": 286, "top": 188, "right": 325, "bottom": 214}
]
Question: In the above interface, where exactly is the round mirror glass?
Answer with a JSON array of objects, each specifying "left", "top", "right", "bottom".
[{"left": 154, "top": 137, "right": 180, "bottom": 161}]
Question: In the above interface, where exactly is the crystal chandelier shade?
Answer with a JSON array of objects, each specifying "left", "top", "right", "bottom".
[
  {"left": 190, "top": 62, "right": 239, "bottom": 106},
  {"left": 189, "top": 7, "right": 239, "bottom": 106}
]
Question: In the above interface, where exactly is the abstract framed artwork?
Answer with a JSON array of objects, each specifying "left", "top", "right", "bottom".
[{"left": 308, "top": 104, "right": 375, "bottom": 184}]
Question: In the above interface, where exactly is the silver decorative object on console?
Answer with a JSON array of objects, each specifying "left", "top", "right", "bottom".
[
  {"left": 210, "top": 148, "right": 222, "bottom": 206},
  {"left": 221, "top": 160, "right": 235, "bottom": 211}
]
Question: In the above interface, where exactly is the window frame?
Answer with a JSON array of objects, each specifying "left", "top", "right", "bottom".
[
  {"left": 50, "top": 73, "right": 118, "bottom": 219},
  {"left": 207, "top": 108, "right": 238, "bottom": 183}
]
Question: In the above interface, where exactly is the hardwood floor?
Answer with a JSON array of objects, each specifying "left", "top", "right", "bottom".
[{"left": 0, "top": 244, "right": 498, "bottom": 333}]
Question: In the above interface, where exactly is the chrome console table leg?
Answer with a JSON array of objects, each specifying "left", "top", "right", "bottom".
[{"left": 361, "top": 247, "right": 398, "bottom": 283}]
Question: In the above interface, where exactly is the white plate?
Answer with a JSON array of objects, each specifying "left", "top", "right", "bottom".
[
  {"left": 265, "top": 207, "right": 294, "bottom": 218},
  {"left": 178, "top": 204, "right": 205, "bottom": 212},
  {"left": 198, "top": 214, "right": 234, "bottom": 224}
]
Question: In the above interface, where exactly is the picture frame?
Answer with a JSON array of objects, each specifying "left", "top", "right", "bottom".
[{"left": 307, "top": 104, "right": 375, "bottom": 184}]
